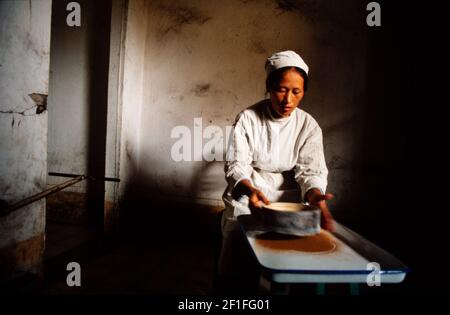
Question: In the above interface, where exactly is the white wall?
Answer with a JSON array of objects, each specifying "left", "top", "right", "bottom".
[
  {"left": 118, "top": 0, "right": 148, "bottom": 200},
  {"left": 123, "top": 0, "right": 368, "bottom": 209},
  {"left": 0, "top": 0, "right": 52, "bottom": 273}
]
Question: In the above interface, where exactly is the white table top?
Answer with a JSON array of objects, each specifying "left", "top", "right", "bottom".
[{"left": 238, "top": 215, "right": 408, "bottom": 284}]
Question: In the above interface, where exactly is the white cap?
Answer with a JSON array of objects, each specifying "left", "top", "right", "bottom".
[{"left": 265, "top": 50, "right": 309, "bottom": 76}]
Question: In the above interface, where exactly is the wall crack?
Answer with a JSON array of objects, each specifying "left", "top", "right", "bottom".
[{"left": 1, "top": 107, "right": 36, "bottom": 116}]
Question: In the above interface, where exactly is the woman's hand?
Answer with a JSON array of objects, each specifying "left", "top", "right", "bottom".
[
  {"left": 305, "top": 188, "right": 335, "bottom": 232},
  {"left": 248, "top": 188, "right": 270, "bottom": 215},
  {"left": 232, "top": 179, "right": 270, "bottom": 215}
]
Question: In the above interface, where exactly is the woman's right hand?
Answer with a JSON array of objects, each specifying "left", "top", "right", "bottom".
[
  {"left": 248, "top": 188, "right": 270, "bottom": 215},
  {"left": 232, "top": 179, "right": 270, "bottom": 215}
]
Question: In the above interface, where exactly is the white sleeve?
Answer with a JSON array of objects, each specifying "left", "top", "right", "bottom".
[
  {"left": 225, "top": 113, "right": 254, "bottom": 188},
  {"left": 294, "top": 124, "right": 328, "bottom": 201}
]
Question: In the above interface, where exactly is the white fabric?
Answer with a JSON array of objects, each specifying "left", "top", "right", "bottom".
[
  {"left": 265, "top": 50, "right": 309, "bottom": 76},
  {"left": 222, "top": 100, "right": 328, "bottom": 222}
]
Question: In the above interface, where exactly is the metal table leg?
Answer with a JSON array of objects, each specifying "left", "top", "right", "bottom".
[
  {"left": 316, "top": 283, "right": 326, "bottom": 295},
  {"left": 270, "top": 282, "right": 291, "bottom": 295}
]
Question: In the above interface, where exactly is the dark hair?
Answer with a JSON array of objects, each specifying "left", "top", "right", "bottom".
[{"left": 265, "top": 66, "right": 308, "bottom": 94}]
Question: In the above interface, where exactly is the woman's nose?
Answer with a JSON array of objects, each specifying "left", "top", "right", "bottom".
[{"left": 283, "top": 92, "right": 292, "bottom": 104}]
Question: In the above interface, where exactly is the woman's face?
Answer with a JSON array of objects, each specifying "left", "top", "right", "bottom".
[{"left": 269, "top": 69, "right": 305, "bottom": 118}]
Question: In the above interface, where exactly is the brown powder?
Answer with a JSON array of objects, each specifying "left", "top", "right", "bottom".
[{"left": 254, "top": 231, "right": 336, "bottom": 253}]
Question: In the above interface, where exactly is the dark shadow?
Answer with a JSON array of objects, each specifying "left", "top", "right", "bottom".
[
  {"left": 351, "top": 2, "right": 420, "bottom": 295},
  {"left": 85, "top": 0, "right": 112, "bottom": 232},
  {"left": 118, "top": 158, "right": 223, "bottom": 241}
]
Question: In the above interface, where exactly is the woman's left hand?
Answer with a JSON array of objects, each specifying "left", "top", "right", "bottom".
[{"left": 305, "top": 188, "right": 335, "bottom": 232}]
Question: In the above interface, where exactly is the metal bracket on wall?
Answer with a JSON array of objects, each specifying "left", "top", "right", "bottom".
[
  {"left": 48, "top": 172, "right": 120, "bottom": 182},
  {"left": 0, "top": 172, "right": 120, "bottom": 217}
]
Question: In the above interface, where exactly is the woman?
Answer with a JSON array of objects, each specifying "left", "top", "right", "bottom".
[{"left": 218, "top": 50, "right": 334, "bottom": 292}]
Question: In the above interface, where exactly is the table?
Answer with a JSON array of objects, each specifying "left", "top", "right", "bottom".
[{"left": 237, "top": 215, "right": 409, "bottom": 295}]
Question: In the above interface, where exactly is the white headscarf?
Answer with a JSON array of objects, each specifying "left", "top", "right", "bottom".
[{"left": 265, "top": 50, "right": 309, "bottom": 76}]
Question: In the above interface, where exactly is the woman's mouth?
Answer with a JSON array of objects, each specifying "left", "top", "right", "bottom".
[{"left": 280, "top": 106, "right": 292, "bottom": 112}]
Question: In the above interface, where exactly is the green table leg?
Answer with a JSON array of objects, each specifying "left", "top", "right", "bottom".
[
  {"left": 270, "top": 282, "right": 290, "bottom": 295},
  {"left": 350, "top": 283, "right": 360, "bottom": 295},
  {"left": 316, "top": 283, "right": 326, "bottom": 295}
]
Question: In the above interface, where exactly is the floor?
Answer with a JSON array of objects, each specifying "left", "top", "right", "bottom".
[
  {"left": 43, "top": 239, "right": 213, "bottom": 294},
  {"left": 41, "top": 220, "right": 216, "bottom": 294}
]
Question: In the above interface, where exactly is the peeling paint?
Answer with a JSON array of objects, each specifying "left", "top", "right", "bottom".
[
  {"left": 28, "top": 93, "right": 47, "bottom": 114},
  {"left": 192, "top": 83, "right": 211, "bottom": 97},
  {"left": 0, "top": 94, "right": 47, "bottom": 116}
]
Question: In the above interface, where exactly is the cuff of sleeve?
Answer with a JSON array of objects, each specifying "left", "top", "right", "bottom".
[
  {"left": 301, "top": 183, "right": 326, "bottom": 202},
  {"left": 234, "top": 177, "right": 253, "bottom": 188}
]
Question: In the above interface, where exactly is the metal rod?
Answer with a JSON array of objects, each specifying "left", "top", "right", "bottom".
[
  {"left": 48, "top": 172, "right": 120, "bottom": 182},
  {"left": 0, "top": 175, "right": 86, "bottom": 217}
]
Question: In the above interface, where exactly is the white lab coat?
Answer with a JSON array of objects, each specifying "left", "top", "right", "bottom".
[
  {"left": 222, "top": 99, "right": 328, "bottom": 226},
  {"left": 218, "top": 100, "right": 329, "bottom": 277}
]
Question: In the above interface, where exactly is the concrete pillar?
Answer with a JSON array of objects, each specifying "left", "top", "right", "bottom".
[{"left": 0, "top": 0, "right": 52, "bottom": 280}]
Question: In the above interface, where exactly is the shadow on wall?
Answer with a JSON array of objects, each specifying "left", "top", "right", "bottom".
[{"left": 118, "top": 158, "right": 224, "bottom": 243}]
